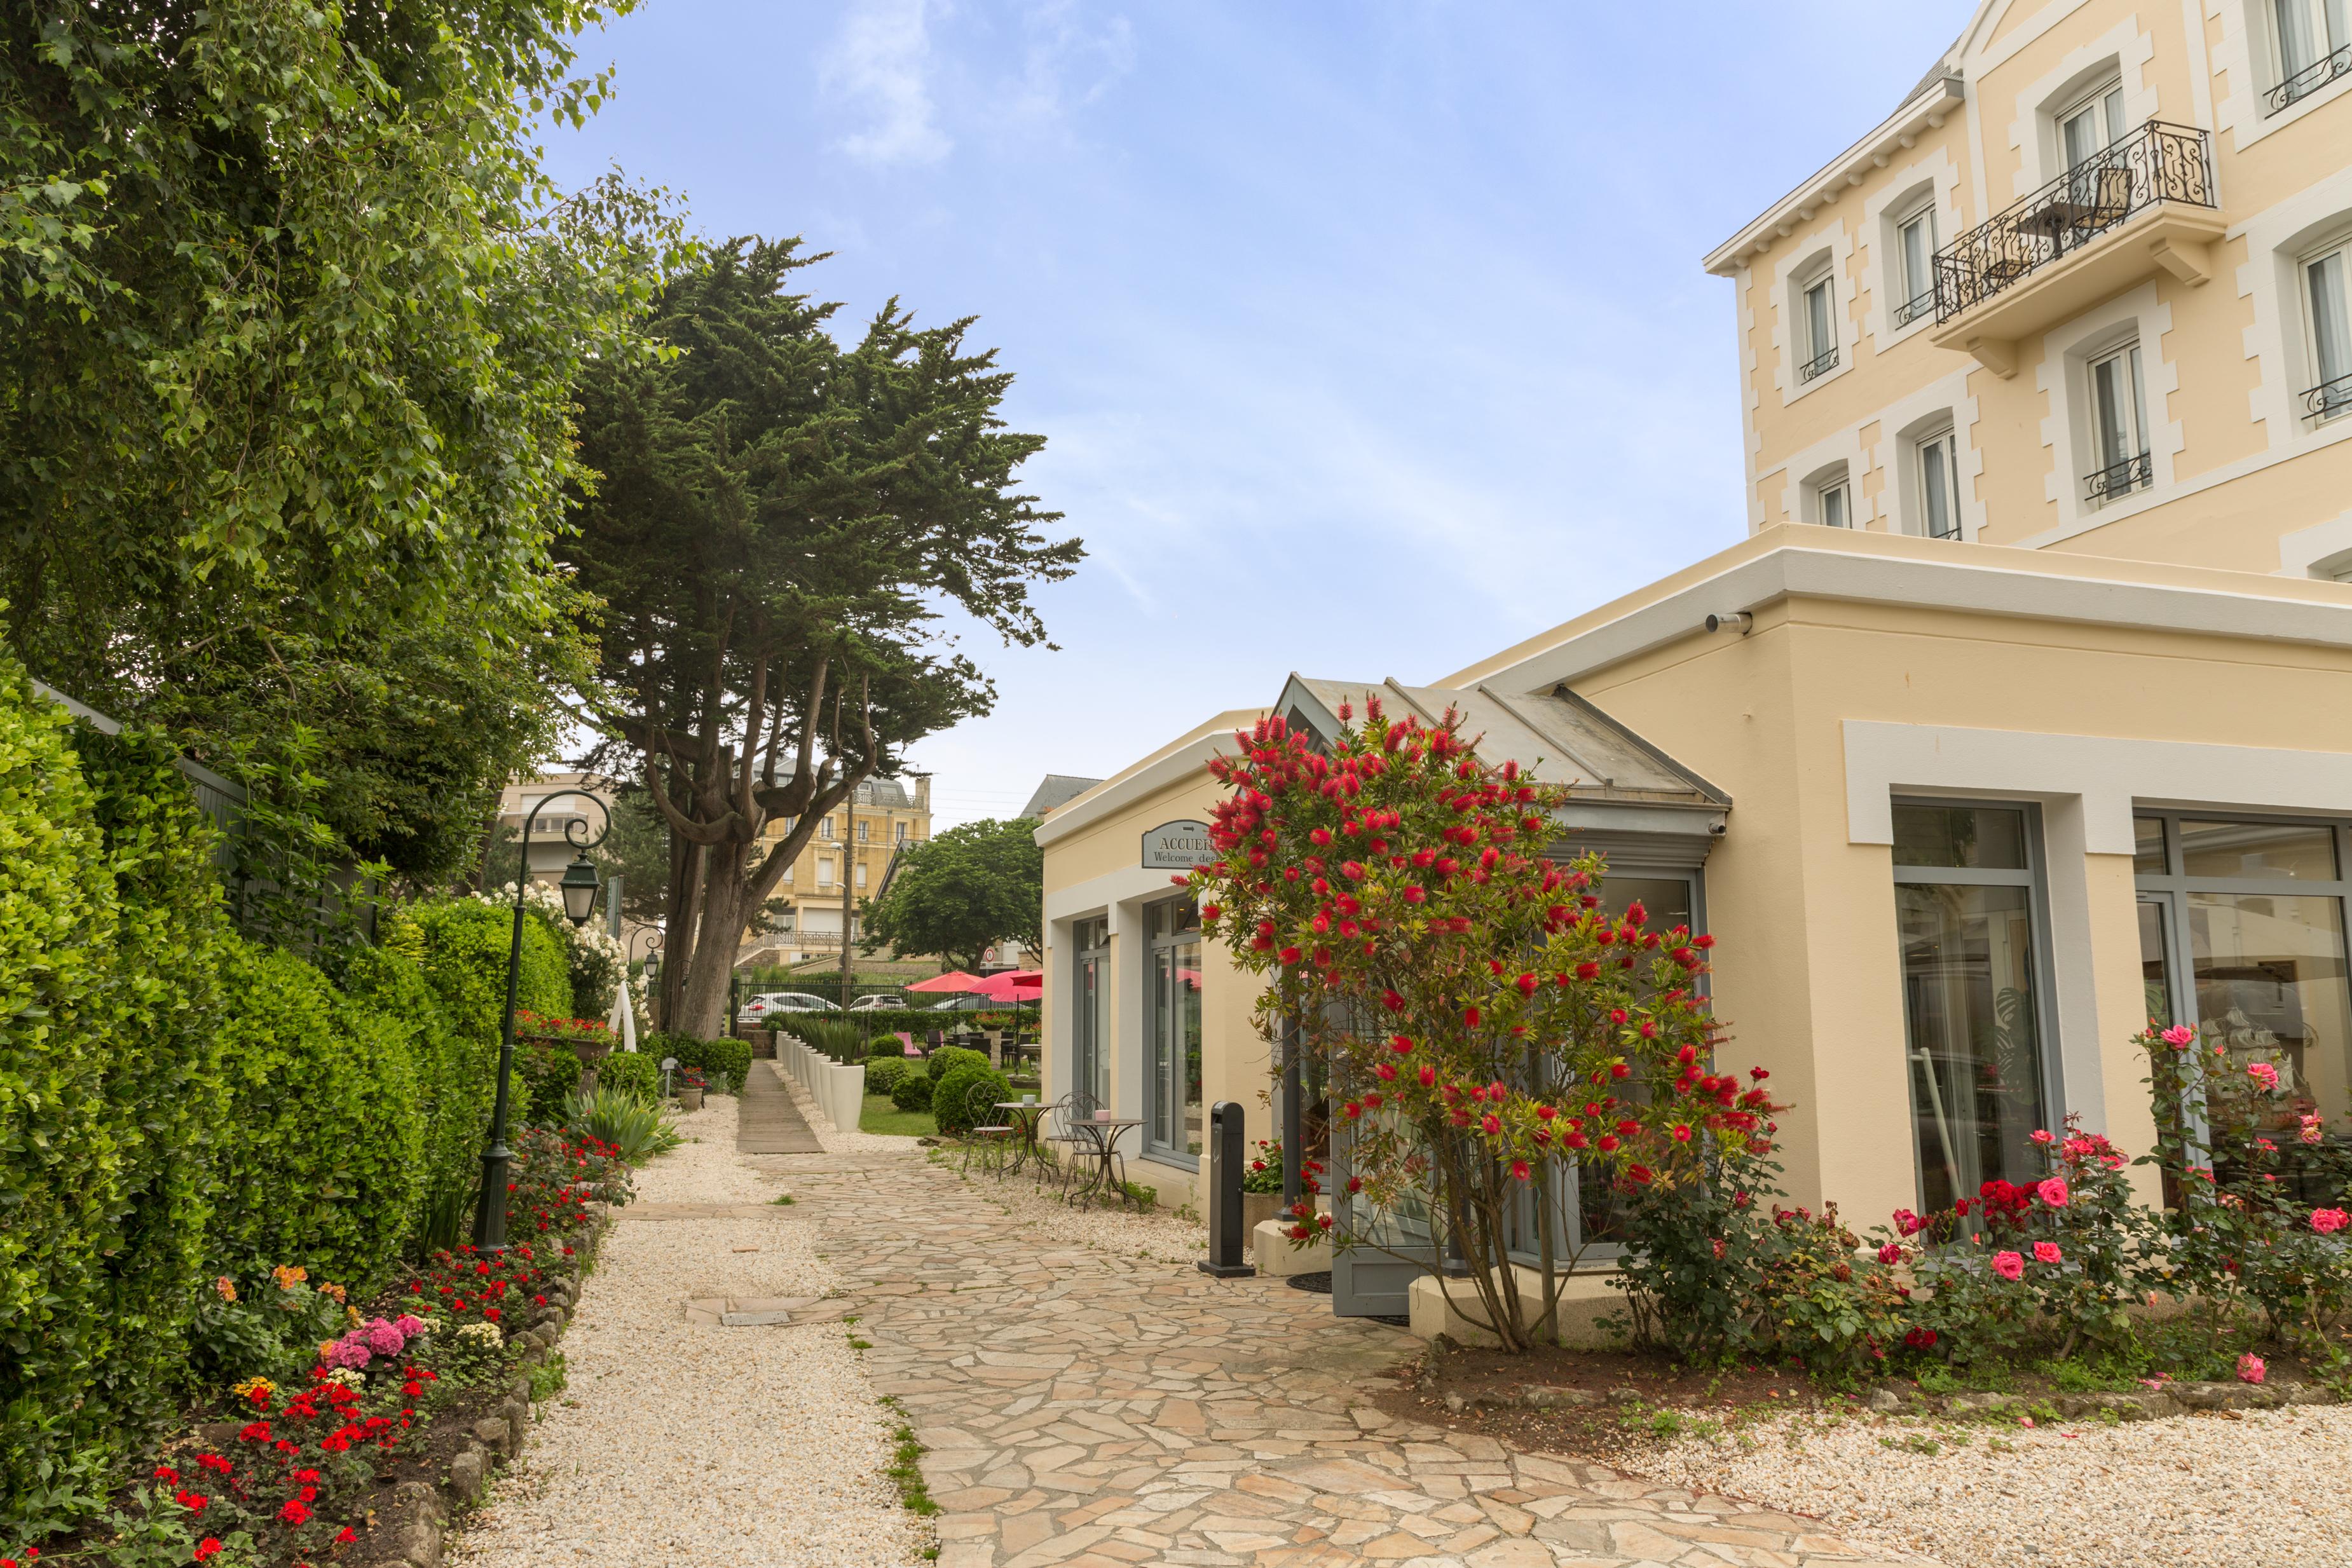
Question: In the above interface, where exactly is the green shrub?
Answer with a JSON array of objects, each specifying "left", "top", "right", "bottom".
[
  {"left": 790, "top": 1015, "right": 868, "bottom": 1060},
  {"left": 598, "top": 1051, "right": 660, "bottom": 1102},
  {"left": 926, "top": 1045, "right": 989, "bottom": 1082},
  {"left": 406, "top": 896, "right": 571, "bottom": 1114},
  {"left": 517, "top": 1042, "right": 586, "bottom": 1121},
  {"left": 209, "top": 934, "right": 425, "bottom": 1287},
  {"left": 890, "top": 1068, "right": 934, "bottom": 1114},
  {"left": 865, "top": 1058, "right": 912, "bottom": 1097},
  {"left": 645, "top": 1032, "right": 753, "bottom": 1094},
  {"left": 563, "top": 1085, "right": 681, "bottom": 1164},
  {"left": 931, "top": 1063, "right": 1012, "bottom": 1136},
  {"left": 341, "top": 927, "right": 478, "bottom": 1245},
  {"left": 868, "top": 1033, "right": 907, "bottom": 1056}
]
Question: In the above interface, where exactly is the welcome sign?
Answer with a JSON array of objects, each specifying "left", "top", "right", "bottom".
[{"left": 1141, "top": 819, "right": 1215, "bottom": 869}]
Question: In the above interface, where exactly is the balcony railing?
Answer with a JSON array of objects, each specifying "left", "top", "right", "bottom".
[
  {"left": 1797, "top": 343, "right": 1839, "bottom": 383},
  {"left": 2305, "top": 371, "right": 2352, "bottom": 421},
  {"left": 2084, "top": 449, "right": 2154, "bottom": 504},
  {"left": 1891, "top": 287, "right": 1937, "bottom": 329},
  {"left": 1934, "top": 123, "right": 2215, "bottom": 324},
  {"left": 2266, "top": 43, "right": 2352, "bottom": 114}
]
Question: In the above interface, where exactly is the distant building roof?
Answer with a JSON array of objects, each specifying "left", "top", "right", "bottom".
[
  {"left": 1020, "top": 774, "right": 1105, "bottom": 819},
  {"left": 852, "top": 777, "right": 915, "bottom": 809}
]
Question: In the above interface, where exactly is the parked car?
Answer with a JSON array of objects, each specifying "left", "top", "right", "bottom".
[
  {"left": 736, "top": 992, "right": 840, "bottom": 1026},
  {"left": 924, "top": 993, "right": 996, "bottom": 1012},
  {"left": 847, "top": 992, "right": 905, "bottom": 1012}
]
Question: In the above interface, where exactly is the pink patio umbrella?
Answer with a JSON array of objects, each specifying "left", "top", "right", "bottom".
[
  {"left": 968, "top": 969, "right": 1043, "bottom": 1003},
  {"left": 906, "top": 970, "right": 984, "bottom": 993}
]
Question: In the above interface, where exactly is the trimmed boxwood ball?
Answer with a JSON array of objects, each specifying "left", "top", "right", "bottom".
[
  {"left": 931, "top": 1063, "right": 1012, "bottom": 1136},
  {"left": 863, "top": 1058, "right": 911, "bottom": 1098},
  {"left": 926, "top": 1044, "right": 989, "bottom": 1082},
  {"left": 867, "top": 1033, "right": 906, "bottom": 1057},
  {"left": 889, "top": 1067, "right": 934, "bottom": 1114}
]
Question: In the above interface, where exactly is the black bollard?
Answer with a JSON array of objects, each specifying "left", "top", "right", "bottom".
[{"left": 1196, "top": 1100, "right": 1256, "bottom": 1279}]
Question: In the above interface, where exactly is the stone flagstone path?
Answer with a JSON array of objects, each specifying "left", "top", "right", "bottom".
[{"left": 753, "top": 1140, "right": 1941, "bottom": 1568}]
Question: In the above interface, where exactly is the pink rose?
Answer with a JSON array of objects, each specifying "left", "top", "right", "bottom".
[
  {"left": 2248, "top": 1061, "right": 2280, "bottom": 1091},
  {"left": 2036, "top": 1177, "right": 2070, "bottom": 1209},
  {"left": 1877, "top": 1242, "right": 1904, "bottom": 1265},
  {"left": 2159, "top": 1024, "right": 2196, "bottom": 1049},
  {"left": 2313, "top": 1208, "right": 2350, "bottom": 1235},
  {"left": 2029, "top": 1129, "right": 2053, "bottom": 1145},
  {"left": 2299, "top": 1115, "right": 2324, "bottom": 1146},
  {"left": 2034, "top": 1241, "right": 2061, "bottom": 1265},
  {"left": 1992, "top": 1251, "right": 2025, "bottom": 1281},
  {"left": 2238, "top": 1353, "right": 2266, "bottom": 1385}
]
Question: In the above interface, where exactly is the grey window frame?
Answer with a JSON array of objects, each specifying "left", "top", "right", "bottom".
[
  {"left": 1142, "top": 894, "right": 1203, "bottom": 1169},
  {"left": 2129, "top": 809, "right": 2352, "bottom": 1036},
  {"left": 1890, "top": 796, "right": 2066, "bottom": 1215},
  {"left": 1070, "top": 916, "right": 1110, "bottom": 1106}
]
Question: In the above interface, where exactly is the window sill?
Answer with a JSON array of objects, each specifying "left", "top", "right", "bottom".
[{"left": 1139, "top": 1147, "right": 1201, "bottom": 1173}]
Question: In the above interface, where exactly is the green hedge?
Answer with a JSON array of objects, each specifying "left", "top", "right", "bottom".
[
  {"left": 646, "top": 1032, "right": 752, "bottom": 1094},
  {"left": 597, "top": 1050, "right": 660, "bottom": 1102},
  {"left": 931, "top": 1063, "right": 1012, "bottom": 1136}
]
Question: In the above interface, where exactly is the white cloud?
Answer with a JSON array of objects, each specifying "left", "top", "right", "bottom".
[
  {"left": 1009, "top": 0, "right": 1136, "bottom": 130},
  {"left": 821, "top": 0, "right": 952, "bottom": 166}
]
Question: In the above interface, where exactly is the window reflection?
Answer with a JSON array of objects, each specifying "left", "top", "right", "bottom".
[
  {"left": 1899, "top": 883, "right": 2050, "bottom": 1213},
  {"left": 2188, "top": 891, "right": 2351, "bottom": 1130},
  {"left": 1149, "top": 899, "right": 1203, "bottom": 1158},
  {"left": 1894, "top": 805, "right": 2028, "bottom": 870},
  {"left": 2180, "top": 821, "right": 2338, "bottom": 881}
]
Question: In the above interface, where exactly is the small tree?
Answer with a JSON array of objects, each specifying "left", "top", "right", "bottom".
[
  {"left": 1185, "top": 701, "right": 1777, "bottom": 1353},
  {"left": 859, "top": 817, "right": 1043, "bottom": 973}
]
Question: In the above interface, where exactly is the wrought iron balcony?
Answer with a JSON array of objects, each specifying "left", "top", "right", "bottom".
[
  {"left": 2266, "top": 43, "right": 2352, "bottom": 114},
  {"left": 2305, "top": 372, "right": 2352, "bottom": 421},
  {"left": 1935, "top": 123, "right": 2215, "bottom": 327},
  {"left": 2084, "top": 449, "right": 2154, "bottom": 504},
  {"left": 1797, "top": 343, "right": 1839, "bottom": 383},
  {"left": 1891, "top": 288, "right": 1937, "bottom": 329}
]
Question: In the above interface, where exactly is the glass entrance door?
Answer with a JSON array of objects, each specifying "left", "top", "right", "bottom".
[
  {"left": 1072, "top": 917, "right": 1108, "bottom": 1106},
  {"left": 1147, "top": 900, "right": 1203, "bottom": 1161}
]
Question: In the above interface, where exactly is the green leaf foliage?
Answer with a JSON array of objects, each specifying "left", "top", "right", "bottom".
[
  {"left": 930, "top": 1063, "right": 1012, "bottom": 1138},
  {"left": 858, "top": 817, "right": 1044, "bottom": 974},
  {"left": 595, "top": 1051, "right": 660, "bottom": 1103},
  {"left": 642, "top": 1033, "right": 752, "bottom": 1096}
]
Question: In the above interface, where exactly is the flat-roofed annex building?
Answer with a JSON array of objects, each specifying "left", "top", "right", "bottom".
[{"left": 1709, "top": 0, "right": 2352, "bottom": 578}]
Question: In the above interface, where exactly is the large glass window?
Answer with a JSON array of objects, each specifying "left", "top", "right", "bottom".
[
  {"left": 1915, "top": 429, "right": 1962, "bottom": 539},
  {"left": 2086, "top": 341, "right": 2150, "bottom": 503},
  {"left": 1147, "top": 899, "right": 1203, "bottom": 1160},
  {"left": 1798, "top": 269, "right": 1838, "bottom": 383},
  {"left": 1072, "top": 917, "right": 1109, "bottom": 1106},
  {"left": 2136, "top": 813, "right": 2352, "bottom": 1137},
  {"left": 2302, "top": 241, "right": 2351, "bottom": 419},
  {"left": 1894, "top": 201, "right": 1939, "bottom": 328},
  {"left": 1892, "top": 803, "right": 2056, "bottom": 1213}
]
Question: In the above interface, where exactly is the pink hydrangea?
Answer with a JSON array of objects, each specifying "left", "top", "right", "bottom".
[
  {"left": 2036, "top": 1176, "right": 2070, "bottom": 1209},
  {"left": 2034, "top": 1241, "right": 2063, "bottom": 1265},
  {"left": 2247, "top": 1061, "right": 2280, "bottom": 1091},
  {"left": 2238, "top": 1353, "right": 2266, "bottom": 1385},
  {"left": 365, "top": 1319, "right": 405, "bottom": 1356},
  {"left": 327, "top": 1336, "right": 371, "bottom": 1370},
  {"left": 2313, "top": 1208, "right": 2350, "bottom": 1235},
  {"left": 1992, "top": 1251, "right": 2025, "bottom": 1282},
  {"left": 394, "top": 1314, "right": 426, "bottom": 1340}
]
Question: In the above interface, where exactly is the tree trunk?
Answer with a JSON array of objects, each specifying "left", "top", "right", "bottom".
[
  {"left": 678, "top": 841, "right": 750, "bottom": 1038},
  {"left": 658, "top": 826, "right": 702, "bottom": 1032}
]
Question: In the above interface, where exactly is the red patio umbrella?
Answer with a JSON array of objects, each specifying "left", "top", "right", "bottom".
[
  {"left": 969, "top": 969, "right": 1043, "bottom": 1002},
  {"left": 906, "top": 971, "right": 983, "bottom": 993}
]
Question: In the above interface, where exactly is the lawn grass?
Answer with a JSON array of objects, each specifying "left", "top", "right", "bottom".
[{"left": 861, "top": 1093, "right": 938, "bottom": 1138}]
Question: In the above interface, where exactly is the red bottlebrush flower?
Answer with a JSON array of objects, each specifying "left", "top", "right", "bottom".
[
  {"left": 1627, "top": 1164, "right": 1654, "bottom": 1184},
  {"left": 1363, "top": 1091, "right": 1383, "bottom": 1109},
  {"left": 1418, "top": 1064, "right": 1436, "bottom": 1087},
  {"left": 1374, "top": 1062, "right": 1397, "bottom": 1081},
  {"left": 1671, "top": 1124, "right": 1693, "bottom": 1143},
  {"left": 1514, "top": 972, "right": 1537, "bottom": 997},
  {"left": 278, "top": 1499, "right": 311, "bottom": 1527},
  {"left": 1201, "top": 903, "right": 1221, "bottom": 920},
  {"left": 1565, "top": 1131, "right": 1589, "bottom": 1150},
  {"left": 1749, "top": 1066, "right": 1770, "bottom": 1081},
  {"left": 1401, "top": 885, "right": 1425, "bottom": 904},
  {"left": 1510, "top": 1159, "right": 1531, "bottom": 1182},
  {"left": 1343, "top": 1101, "right": 1362, "bottom": 1120},
  {"left": 1535, "top": 1103, "right": 1556, "bottom": 1121},
  {"left": 1309, "top": 828, "right": 1332, "bottom": 846},
  {"left": 1463, "top": 1006, "right": 1481, "bottom": 1028},
  {"left": 1278, "top": 946, "right": 1301, "bottom": 965},
  {"left": 1480, "top": 1114, "right": 1501, "bottom": 1135},
  {"left": 1390, "top": 1033, "right": 1413, "bottom": 1054},
  {"left": 1346, "top": 1175, "right": 1364, "bottom": 1193},
  {"left": 1610, "top": 1063, "right": 1631, "bottom": 1079},
  {"left": 1597, "top": 1135, "right": 1620, "bottom": 1152},
  {"left": 1575, "top": 961, "right": 1599, "bottom": 980}
]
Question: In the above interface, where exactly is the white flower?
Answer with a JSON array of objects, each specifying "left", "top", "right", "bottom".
[
  {"left": 458, "top": 1321, "right": 505, "bottom": 1347},
  {"left": 323, "top": 1368, "right": 364, "bottom": 1390}
]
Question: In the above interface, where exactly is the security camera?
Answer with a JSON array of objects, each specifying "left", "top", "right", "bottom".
[{"left": 1705, "top": 611, "right": 1753, "bottom": 634}]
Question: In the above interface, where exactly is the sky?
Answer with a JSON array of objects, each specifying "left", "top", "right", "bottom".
[{"left": 542, "top": 0, "right": 1979, "bottom": 829}]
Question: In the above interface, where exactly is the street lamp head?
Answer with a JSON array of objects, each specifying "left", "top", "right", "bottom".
[{"left": 559, "top": 852, "right": 602, "bottom": 927}]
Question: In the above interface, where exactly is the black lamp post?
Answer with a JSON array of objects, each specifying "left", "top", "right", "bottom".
[{"left": 474, "top": 791, "right": 610, "bottom": 1251}]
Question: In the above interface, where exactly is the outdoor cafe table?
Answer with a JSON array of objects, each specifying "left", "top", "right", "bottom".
[
  {"left": 1065, "top": 1116, "right": 1144, "bottom": 1210},
  {"left": 994, "top": 1100, "right": 1050, "bottom": 1177}
]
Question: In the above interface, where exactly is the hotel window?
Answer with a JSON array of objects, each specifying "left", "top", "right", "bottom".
[
  {"left": 1914, "top": 428, "right": 1962, "bottom": 538},
  {"left": 816, "top": 858, "right": 833, "bottom": 888},
  {"left": 2058, "top": 79, "right": 2126, "bottom": 174},
  {"left": 894, "top": 820, "right": 909, "bottom": 842},
  {"left": 854, "top": 861, "right": 867, "bottom": 889},
  {"left": 2135, "top": 814, "right": 2352, "bottom": 1164},
  {"left": 2085, "top": 342, "right": 2152, "bottom": 503},
  {"left": 1892, "top": 803, "right": 2058, "bottom": 1215},
  {"left": 856, "top": 820, "right": 869, "bottom": 841},
  {"left": 1797, "top": 265, "right": 1839, "bottom": 383},
  {"left": 782, "top": 861, "right": 795, "bottom": 885},
  {"left": 2302, "top": 238, "right": 2352, "bottom": 420},
  {"left": 1805, "top": 467, "right": 1853, "bottom": 529},
  {"left": 2269, "top": 0, "right": 2351, "bottom": 110},
  {"left": 818, "top": 817, "right": 834, "bottom": 840},
  {"left": 1892, "top": 198, "right": 1939, "bottom": 329}
]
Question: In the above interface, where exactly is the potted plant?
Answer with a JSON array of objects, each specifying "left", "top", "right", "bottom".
[
  {"left": 676, "top": 1069, "right": 708, "bottom": 1114},
  {"left": 1240, "top": 1139, "right": 1323, "bottom": 1246}
]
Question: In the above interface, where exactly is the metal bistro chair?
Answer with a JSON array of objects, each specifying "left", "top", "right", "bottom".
[
  {"left": 961, "top": 1079, "right": 1019, "bottom": 1180},
  {"left": 1041, "top": 1089, "right": 1098, "bottom": 1198}
]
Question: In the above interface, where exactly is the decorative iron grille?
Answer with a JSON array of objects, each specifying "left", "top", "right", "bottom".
[
  {"left": 1798, "top": 344, "right": 1839, "bottom": 383},
  {"left": 2083, "top": 449, "right": 2154, "bottom": 504},
  {"left": 1934, "top": 123, "right": 2215, "bottom": 324},
  {"left": 2266, "top": 43, "right": 2352, "bottom": 114},
  {"left": 2304, "top": 371, "right": 2352, "bottom": 421},
  {"left": 1891, "top": 288, "right": 1938, "bottom": 329}
]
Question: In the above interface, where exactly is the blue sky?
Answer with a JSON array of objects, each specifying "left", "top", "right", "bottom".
[{"left": 544, "top": 0, "right": 1978, "bottom": 828}]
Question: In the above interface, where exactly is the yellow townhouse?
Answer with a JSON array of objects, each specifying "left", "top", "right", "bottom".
[{"left": 1036, "top": 1, "right": 2352, "bottom": 1325}]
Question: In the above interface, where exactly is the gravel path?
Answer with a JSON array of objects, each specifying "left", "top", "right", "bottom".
[
  {"left": 446, "top": 1094, "right": 926, "bottom": 1568},
  {"left": 1630, "top": 1401, "right": 2352, "bottom": 1568}
]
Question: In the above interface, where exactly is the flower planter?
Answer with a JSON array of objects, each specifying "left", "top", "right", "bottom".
[
  {"left": 1243, "top": 1192, "right": 1280, "bottom": 1247},
  {"left": 677, "top": 1085, "right": 704, "bottom": 1113}
]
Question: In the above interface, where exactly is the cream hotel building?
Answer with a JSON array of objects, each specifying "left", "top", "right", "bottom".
[{"left": 1035, "top": 0, "right": 2352, "bottom": 1323}]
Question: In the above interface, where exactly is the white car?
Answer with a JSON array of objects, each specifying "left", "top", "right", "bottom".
[
  {"left": 846, "top": 993, "right": 905, "bottom": 1012},
  {"left": 737, "top": 992, "right": 840, "bottom": 1026}
]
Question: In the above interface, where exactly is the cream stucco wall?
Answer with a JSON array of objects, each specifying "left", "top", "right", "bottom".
[
  {"left": 1037, "top": 709, "right": 1271, "bottom": 1213},
  {"left": 1713, "top": 0, "right": 2352, "bottom": 578}
]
